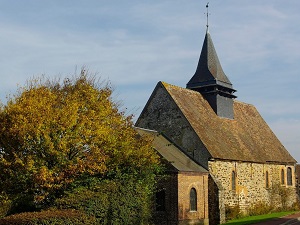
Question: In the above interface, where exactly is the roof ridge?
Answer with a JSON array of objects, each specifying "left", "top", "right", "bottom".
[
  {"left": 161, "top": 81, "right": 198, "bottom": 94},
  {"left": 234, "top": 100, "right": 255, "bottom": 107}
]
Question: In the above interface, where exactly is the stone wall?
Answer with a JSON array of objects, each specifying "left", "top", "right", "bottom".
[
  {"left": 136, "top": 84, "right": 211, "bottom": 168},
  {"left": 209, "top": 160, "right": 297, "bottom": 215}
]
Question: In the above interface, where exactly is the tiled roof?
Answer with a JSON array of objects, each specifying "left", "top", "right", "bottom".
[
  {"left": 135, "top": 127, "right": 208, "bottom": 173},
  {"left": 187, "top": 31, "right": 233, "bottom": 90},
  {"left": 161, "top": 82, "right": 296, "bottom": 164}
]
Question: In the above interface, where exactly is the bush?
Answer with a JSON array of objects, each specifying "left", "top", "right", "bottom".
[
  {"left": 0, "top": 194, "right": 12, "bottom": 218},
  {"left": 225, "top": 204, "right": 241, "bottom": 220},
  {"left": 269, "top": 183, "right": 295, "bottom": 210},
  {"left": 291, "top": 200, "right": 300, "bottom": 211},
  {"left": 54, "top": 177, "right": 154, "bottom": 225},
  {"left": 6, "top": 194, "right": 37, "bottom": 216},
  {"left": 248, "top": 201, "right": 273, "bottom": 216},
  {"left": 0, "top": 209, "right": 96, "bottom": 225},
  {"left": 54, "top": 183, "right": 110, "bottom": 223}
]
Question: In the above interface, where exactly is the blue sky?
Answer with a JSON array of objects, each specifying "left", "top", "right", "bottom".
[{"left": 0, "top": 1, "right": 299, "bottom": 162}]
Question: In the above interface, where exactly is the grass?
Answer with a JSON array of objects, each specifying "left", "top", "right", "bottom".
[{"left": 223, "top": 211, "right": 298, "bottom": 225}]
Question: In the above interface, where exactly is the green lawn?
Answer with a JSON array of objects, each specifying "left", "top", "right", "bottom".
[{"left": 223, "top": 211, "right": 297, "bottom": 225}]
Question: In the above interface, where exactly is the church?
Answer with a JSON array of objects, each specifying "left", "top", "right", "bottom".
[{"left": 135, "top": 22, "right": 297, "bottom": 225}]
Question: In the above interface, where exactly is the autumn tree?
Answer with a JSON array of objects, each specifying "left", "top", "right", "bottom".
[{"left": 0, "top": 71, "right": 160, "bottom": 215}]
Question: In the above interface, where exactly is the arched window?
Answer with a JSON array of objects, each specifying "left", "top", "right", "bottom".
[
  {"left": 281, "top": 169, "right": 285, "bottom": 185},
  {"left": 265, "top": 171, "right": 269, "bottom": 188},
  {"left": 287, "top": 167, "right": 292, "bottom": 186},
  {"left": 232, "top": 171, "right": 236, "bottom": 191},
  {"left": 156, "top": 190, "right": 166, "bottom": 211},
  {"left": 190, "top": 188, "right": 197, "bottom": 211}
]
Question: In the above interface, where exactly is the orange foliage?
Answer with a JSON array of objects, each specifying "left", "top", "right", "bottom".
[{"left": 0, "top": 72, "right": 159, "bottom": 205}]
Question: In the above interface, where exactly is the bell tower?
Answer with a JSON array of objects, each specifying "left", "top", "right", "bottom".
[{"left": 186, "top": 6, "right": 236, "bottom": 119}]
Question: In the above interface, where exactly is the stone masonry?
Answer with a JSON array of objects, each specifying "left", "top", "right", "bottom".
[
  {"left": 209, "top": 160, "right": 297, "bottom": 218},
  {"left": 136, "top": 83, "right": 211, "bottom": 169}
]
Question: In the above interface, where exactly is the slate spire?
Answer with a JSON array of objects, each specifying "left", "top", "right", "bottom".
[{"left": 186, "top": 29, "right": 237, "bottom": 119}]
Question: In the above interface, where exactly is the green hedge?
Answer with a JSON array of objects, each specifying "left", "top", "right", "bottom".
[
  {"left": 0, "top": 177, "right": 156, "bottom": 225},
  {"left": 54, "top": 178, "right": 154, "bottom": 225}
]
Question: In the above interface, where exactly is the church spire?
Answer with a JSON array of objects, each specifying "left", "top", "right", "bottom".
[
  {"left": 186, "top": 30, "right": 235, "bottom": 92},
  {"left": 186, "top": 4, "right": 237, "bottom": 119}
]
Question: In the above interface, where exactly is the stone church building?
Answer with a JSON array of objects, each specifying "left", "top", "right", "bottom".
[{"left": 135, "top": 27, "right": 297, "bottom": 225}]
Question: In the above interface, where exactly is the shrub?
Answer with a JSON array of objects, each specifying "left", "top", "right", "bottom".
[
  {"left": 0, "top": 209, "right": 96, "bottom": 225},
  {"left": 54, "top": 177, "right": 154, "bottom": 225},
  {"left": 54, "top": 183, "right": 110, "bottom": 224},
  {"left": 269, "top": 183, "right": 295, "bottom": 210},
  {"left": 0, "top": 194, "right": 12, "bottom": 218},
  {"left": 6, "top": 194, "right": 37, "bottom": 216},
  {"left": 248, "top": 201, "right": 273, "bottom": 216},
  {"left": 225, "top": 204, "right": 241, "bottom": 220},
  {"left": 291, "top": 199, "right": 300, "bottom": 211}
]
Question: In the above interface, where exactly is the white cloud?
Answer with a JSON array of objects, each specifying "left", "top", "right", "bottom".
[{"left": 0, "top": 0, "right": 299, "bottom": 161}]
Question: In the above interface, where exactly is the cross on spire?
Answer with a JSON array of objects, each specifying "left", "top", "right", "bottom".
[{"left": 206, "top": 2, "right": 209, "bottom": 30}]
